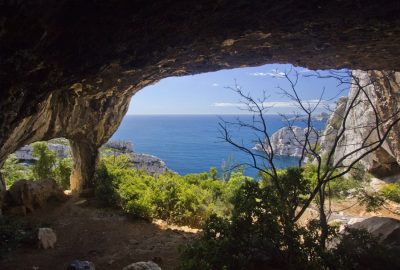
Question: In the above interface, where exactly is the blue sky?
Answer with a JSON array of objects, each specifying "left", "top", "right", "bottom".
[{"left": 127, "top": 64, "right": 349, "bottom": 115}]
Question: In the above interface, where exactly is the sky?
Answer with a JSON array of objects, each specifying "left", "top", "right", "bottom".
[{"left": 127, "top": 64, "right": 349, "bottom": 115}]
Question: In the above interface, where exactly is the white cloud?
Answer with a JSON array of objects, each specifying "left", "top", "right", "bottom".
[
  {"left": 214, "top": 100, "right": 335, "bottom": 109},
  {"left": 249, "top": 69, "right": 286, "bottom": 78},
  {"left": 212, "top": 83, "right": 219, "bottom": 87}
]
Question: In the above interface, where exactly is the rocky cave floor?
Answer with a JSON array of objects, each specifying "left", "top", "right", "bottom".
[
  {"left": 0, "top": 194, "right": 399, "bottom": 270},
  {"left": 0, "top": 196, "right": 198, "bottom": 270}
]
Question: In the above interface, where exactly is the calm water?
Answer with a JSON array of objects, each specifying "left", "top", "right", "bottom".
[{"left": 112, "top": 115, "right": 326, "bottom": 177}]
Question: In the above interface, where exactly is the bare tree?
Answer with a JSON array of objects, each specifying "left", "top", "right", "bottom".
[{"left": 219, "top": 68, "right": 400, "bottom": 248}]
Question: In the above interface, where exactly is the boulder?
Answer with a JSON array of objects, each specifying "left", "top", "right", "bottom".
[
  {"left": 6, "top": 178, "right": 66, "bottom": 214},
  {"left": 122, "top": 261, "right": 162, "bottom": 270},
  {"left": 67, "top": 260, "right": 95, "bottom": 270},
  {"left": 254, "top": 126, "right": 318, "bottom": 157},
  {"left": 38, "top": 227, "right": 57, "bottom": 249},
  {"left": 349, "top": 216, "right": 400, "bottom": 246}
]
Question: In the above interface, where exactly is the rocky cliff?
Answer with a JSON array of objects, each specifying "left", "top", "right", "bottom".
[
  {"left": 255, "top": 126, "right": 317, "bottom": 158},
  {"left": 321, "top": 70, "right": 400, "bottom": 176}
]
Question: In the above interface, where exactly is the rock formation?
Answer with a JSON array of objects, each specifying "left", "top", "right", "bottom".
[
  {"left": 6, "top": 178, "right": 66, "bottom": 214},
  {"left": 255, "top": 126, "right": 318, "bottom": 157},
  {"left": 349, "top": 216, "right": 400, "bottom": 246},
  {"left": 38, "top": 227, "right": 57, "bottom": 249},
  {"left": 321, "top": 71, "right": 400, "bottom": 176},
  {"left": 1, "top": 1, "right": 400, "bottom": 196}
]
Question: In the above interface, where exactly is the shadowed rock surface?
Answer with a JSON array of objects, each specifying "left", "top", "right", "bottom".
[{"left": 1, "top": 1, "right": 400, "bottom": 193}]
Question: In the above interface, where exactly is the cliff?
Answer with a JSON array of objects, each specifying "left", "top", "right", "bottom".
[
  {"left": 254, "top": 126, "right": 317, "bottom": 158},
  {"left": 321, "top": 70, "right": 400, "bottom": 176}
]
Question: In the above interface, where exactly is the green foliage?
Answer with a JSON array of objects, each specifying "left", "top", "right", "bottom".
[
  {"left": 180, "top": 169, "right": 329, "bottom": 270},
  {"left": 303, "top": 163, "right": 362, "bottom": 198},
  {"left": 180, "top": 167, "right": 399, "bottom": 270},
  {"left": 0, "top": 154, "right": 32, "bottom": 187},
  {"left": 31, "top": 142, "right": 57, "bottom": 180},
  {"left": 0, "top": 217, "right": 43, "bottom": 258},
  {"left": 92, "top": 155, "right": 250, "bottom": 227},
  {"left": 357, "top": 189, "right": 386, "bottom": 212},
  {"left": 380, "top": 182, "right": 400, "bottom": 203},
  {"left": 54, "top": 157, "right": 72, "bottom": 189}
]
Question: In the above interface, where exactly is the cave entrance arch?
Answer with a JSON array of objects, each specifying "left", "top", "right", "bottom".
[{"left": 1, "top": 1, "right": 400, "bottom": 196}]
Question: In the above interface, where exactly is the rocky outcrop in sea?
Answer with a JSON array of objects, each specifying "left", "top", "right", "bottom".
[{"left": 254, "top": 126, "right": 318, "bottom": 158}]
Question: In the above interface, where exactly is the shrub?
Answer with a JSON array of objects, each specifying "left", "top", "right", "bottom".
[
  {"left": 180, "top": 168, "right": 399, "bottom": 270},
  {"left": 32, "top": 142, "right": 57, "bottom": 180},
  {"left": 1, "top": 154, "right": 32, "bottom": 187},
  {"left": 54, "top": 157, "right": 72, "bottom": 189},
  {"left": 380, "top": 183, "right": 400, "bottom": 203},
  {"left": 92, "top": 155, "right": 250, "bottom": 227},
  {"left": 0, "top": 217, "right": 43, "bottom": 258}
]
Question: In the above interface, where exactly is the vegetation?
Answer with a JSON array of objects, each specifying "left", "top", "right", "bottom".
[
  {"left": 93, "top": 155, "right": 250, "bottom": 227},
  {"left": 0, "top": 217, "right": 45, "bottom": 258},
  {"left": 180, "top": 168, "right": 400, "bottom": 270},
  {"left": 2, "top": 141, "right": 72, "bottom": 188},
  {"left": 0, "top": 154, "right": 32, "bottom": 188},
  {"left": 380, "top": 182, "right": 400, "bottom": 203}
]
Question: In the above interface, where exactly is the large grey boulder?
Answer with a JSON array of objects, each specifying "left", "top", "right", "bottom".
[{"left": 349, "top": 216, "right": 400, "bottom": 246}]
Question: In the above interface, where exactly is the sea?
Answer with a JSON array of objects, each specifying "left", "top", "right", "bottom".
[{"left": 111, "top": 115, "right": 327, "bottom": 178}]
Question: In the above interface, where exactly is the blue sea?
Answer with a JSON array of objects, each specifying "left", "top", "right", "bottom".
[{"left": 111, "top": 115, "right": 326, "bottom": 178}]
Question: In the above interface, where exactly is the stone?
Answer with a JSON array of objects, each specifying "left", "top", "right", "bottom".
[
  {"left": 122, "top": 261, "right": 162, "bottom": 270},
  {"left": 320, "top": 70, "right": 400, "bottom": 177},
  {"left": 348, "top": 216, "right": 400, "bottom": 246},
  {"left": 38, "top": 228, "right": 57, "bottom": 249},
  {"left": 6, "top": 178, "right": 66, "bottom": 213},
  {"left": 254, "top": 126, "right": 318, "bottom": 157},
  {"left": 67, "top": 260, "right": 95, "bottom": 270}
]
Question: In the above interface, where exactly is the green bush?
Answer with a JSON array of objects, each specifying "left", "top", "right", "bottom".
[
  {"left": 302, "top": 163, "right": 362, "bottom": 198},
  {"left": 92, "top": 155, "right": 249, "bottom": 227},
  {"left": 180, "top": 167, "right": 400, "bottom": 270},
  {"left": 180, "top": 169, "right": 325, "bottom": 270},
  {"left": 54, "top": 157, "right": 72, "bottom": 189},
  {"left": 0, "top": 217, "right": 43, "bottom": 258},
  {"left": 380, "top": 183, "right": 400, "bottom": 203},
  {"left": 1, "top": 154, "right": 32, "bottom": 187},
  {"left": 32, "top": 142, "right": 57, "bottom": 180}
]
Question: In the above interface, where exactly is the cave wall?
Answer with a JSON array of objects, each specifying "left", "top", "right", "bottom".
[{"left": 1, "top": 1, "right": 400, "bottom": 193}]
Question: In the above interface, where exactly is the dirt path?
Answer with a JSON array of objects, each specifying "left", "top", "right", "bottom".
[{"left": 0, "top": 197, "right": 198, "bottom": 270}]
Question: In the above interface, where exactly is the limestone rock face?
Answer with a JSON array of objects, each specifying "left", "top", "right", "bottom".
[
  {"left": 6, "top": 178, "right": 66, "bottom": 214},
  {"left": 1, "top": 1, "right": 400, "bottom": 195},
  {"left": 255, "top": 126, "right": 317, "bottom": 157},
  {"left": 320, "top": 96, "right": 348, "bottom": 155},
  {"left": 321, "top": 71, "right": 400, "bottom": 176}
]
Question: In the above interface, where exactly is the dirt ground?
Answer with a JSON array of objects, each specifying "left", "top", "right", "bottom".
[
  {"left": 0, "top": 197, "right": 198, "bottom": 270},
  {"left": 1, "top": 195, "right": 399, "bottom": 270}
]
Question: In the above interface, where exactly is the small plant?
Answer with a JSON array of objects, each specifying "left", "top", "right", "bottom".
[{"left": 380, "top": 183, "right": 400, "bottom": 203}]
